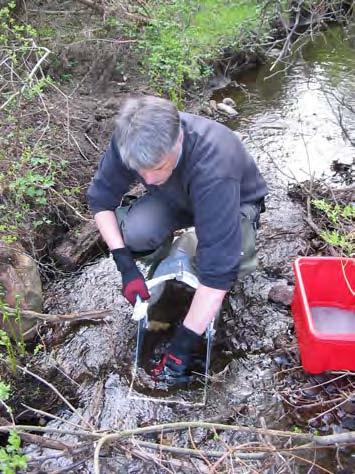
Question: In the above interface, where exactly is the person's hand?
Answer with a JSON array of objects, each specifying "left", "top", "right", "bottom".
[
  {"left": 151, "top": 325, "right": 201, "bottom": 384},
  {"left": 111, "top": 248, "right": 150, "bottom": 305}
]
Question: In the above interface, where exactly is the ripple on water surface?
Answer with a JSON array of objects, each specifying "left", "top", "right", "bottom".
[{"left": 214, "top": 26, "right": 354, "bottom": 184}]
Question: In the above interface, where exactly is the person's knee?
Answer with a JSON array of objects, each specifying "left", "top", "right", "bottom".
[
  {"left": 238, "top": 205, "right": 259, "bottom": 278},
  {"left": 120, "top": 210, "right": 169, "bottom": 252}
]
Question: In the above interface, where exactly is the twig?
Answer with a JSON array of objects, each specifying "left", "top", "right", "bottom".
[
  {"left": 16, "top": 365, "right": 94, "bottom": 431},
  {"left": 0, "top": 424, "right": 98, "bottom": 438},
  {"left": 50, "top": 456, "right": 92, "bottom": 474},
  {"left": 93, "top": 421, "right": 310, "bottom": 473},
  {"left": 21, "top": 404, "right": 86, "bottom": 431},
  {"left": 84, "top": 133, "right": 99, "bottom": 151},
  {"left": 21, "top": 432, "right": 71, "bottom": 451},
  {"left": 188, "top": 427, "right": 212, "bottom": 468},
  {"left": 134, "top": 439, "right": 267, "bottom": 466},
  {"left": 1, "top": 306, "right": 110, "bottom": 322},
  {"left": 270, "top": 0, "right": 303, "bottom": 72},
  {"left": 341, "top": 259, "right": 355, "bottom": 296},
  {"left": 0, "top": 45, "right": 51, "bottom": 110}
]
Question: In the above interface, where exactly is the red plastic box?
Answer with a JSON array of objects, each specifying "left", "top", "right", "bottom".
[{"left": 292, "top": 257, "right": 355, "bottom": 373}]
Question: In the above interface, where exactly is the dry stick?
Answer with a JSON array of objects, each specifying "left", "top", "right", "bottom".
[
  {"left": 135, "top": 439, "right": 355, "bottom": 460},
  {"left": 93, "top": 422, "right": 308, "bottom": 473},
  {"left": 26, "top": 442, "right": 92, "bottom": 465},
  {"left": 0, "top": 45, "right": 51, "bottom": 110},
  {"left": 84, "top": 133, "right": 99, "bottom": 151},
  {"left": 341, "top": 259, "right": 355, "bottom": 296},
  {"left": 2, "top": 414, "right": 73, "bottom": 452},
  {"left": 188, "top": 427, "right": 212, "bottom": 469},
  {"left": 279, "top": 391, "right": 344, "bottom": 410},
  {"left": 1, "top": 306, "right": 110, "bottom": 322},
  {"left": 209, "top": 441, "right": 261, "bottom": 473},
  {"left": 269, "top": 0, "right": 302, "bottom": 72},
  {"left": 16, "top": 365, "right": 94, "bottom": 431},
  {"left": 50, "top": 456, "right": 92, "bottom": 474},
  {"left": 285, "top": 452, "right": 333, "bottom": 474},
  {"left": 309, "top": 391, "right": 355, "bottom": 426},
  {"left": 130, "top": 439, "right": 174, "bottom": 474},
  {"left": 94, "top": 422, "right": 355, "bottom": 472},
  {"left": 20, "top": 431, "right": 70, "bottom": 451},
  {"left": 209, "top": 428, "right": 244, "bottom": 473},
  {"left": 21, "top": 404, "right": 86, "bottom": 431},
  {"left": 68, "top": 131, "right": 90, "bottom": 162},
  {"left": 48, "top": 187, "right": 91, "bottom": 222},
  {"left": 0, "top": 400, "right": 15, "bottom": 425},
  {"left": 0, "top": 424, "right": 98, "bottom": 438},
  {"left": 279, "top": 372, "right": 351, "bottom": 394},
  {"left": 76, "top": 0, "right": 149, "bottom": 22}
]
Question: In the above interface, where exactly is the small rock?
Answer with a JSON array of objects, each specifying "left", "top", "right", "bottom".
[
  {"left": 200, "top": 105, "right": 213, "bottom": 116},
  {"left": 209, "top": 100, "right": 218, "bottom": 112},
  {"left": 268, "top": 284, "right": 294, "bottom": 306},
  {"left": 268, "top": 48, "right": 281, "bottom": 59},
  {"left": 217, "top": 102, "right": 238, "bottom": 117},
  {"left": 341, "top": 415, "right": 355, "bottom": 430},
  {"left": 222, "top": 97, "right": 236, "bottom": 107},
  {"left": 0, "top": 242, "right": 42, "bottom": 340}
]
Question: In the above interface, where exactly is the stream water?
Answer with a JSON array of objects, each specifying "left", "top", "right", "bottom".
[
  {"left": 38, "top": 25, "right": 355, "bottom": 473},
  {"left": 215, "top": 26, "right": 354, "bottom": 184}
]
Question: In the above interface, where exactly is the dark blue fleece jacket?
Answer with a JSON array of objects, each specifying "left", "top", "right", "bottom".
[{"left": 87, "top": 112, "right": 267, "bottom": 290}]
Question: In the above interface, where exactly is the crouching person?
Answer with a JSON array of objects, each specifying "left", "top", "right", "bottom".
[{"left": 87, "top": 95, "right": 267, "bottom": 384}]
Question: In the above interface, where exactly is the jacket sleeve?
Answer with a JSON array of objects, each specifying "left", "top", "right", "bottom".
[
  {"left": 189, "top": 176, "right": 242, "bottom": 290},
  {"left": 87, "top": 137, "right": 135, "bottom": 215}
]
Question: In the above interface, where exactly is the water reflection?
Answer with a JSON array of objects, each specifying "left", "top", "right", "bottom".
[{"left": 215, "top": 26, "right": 354, "bottom": 183}]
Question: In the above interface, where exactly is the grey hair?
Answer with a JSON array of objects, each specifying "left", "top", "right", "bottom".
[{"left": 115, "top": 96, "right": 181, "bottom": 170}]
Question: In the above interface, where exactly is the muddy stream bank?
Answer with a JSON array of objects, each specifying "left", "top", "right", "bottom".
[{"left": 24, "top": 27, "right": 354, "bottom": 473}]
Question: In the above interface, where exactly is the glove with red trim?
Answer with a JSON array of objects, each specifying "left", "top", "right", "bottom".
[
  {"left": 112, "top": 248, "right": 150, "bottom": 305},
  {"left": 151, "top": 325, "right": 202, "bottom": 384}
]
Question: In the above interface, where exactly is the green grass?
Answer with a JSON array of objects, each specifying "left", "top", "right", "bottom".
[
  {"left": 188, "top": 0, "right": 259, "bottom": 49},
  {"left": 140, "top": 0, "right": 264, "bottom": 102}
]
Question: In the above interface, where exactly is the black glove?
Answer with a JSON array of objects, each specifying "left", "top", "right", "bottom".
[
  {"left": 151, "top": 325, "right": 202, "bottom": 382},
  {"left": 112, "top": 248, "right": 149, "bottom": 305}
]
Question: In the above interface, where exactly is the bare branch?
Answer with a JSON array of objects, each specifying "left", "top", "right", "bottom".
[{"left": 1, "top": 307, "right": 111, "bottom": 322}]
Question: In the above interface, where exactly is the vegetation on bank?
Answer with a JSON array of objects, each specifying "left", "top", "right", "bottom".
[
  {"left": 137, "top": 0, "right": 264, "bottom": 103},
  {"left": 0, "top": 0, "right": 353, "bottom": 254}
]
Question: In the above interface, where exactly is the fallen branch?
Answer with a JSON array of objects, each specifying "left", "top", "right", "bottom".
[
  {"left": 49, "top": 187, "right": 91, "bottom": 222},
  {"left": 92, "top": 421, "right": 305, "bottom": 473},
  {"left": 132, "top": 439, "right": 268, "bottom": 460},
  {"left": 1, "top": 416, "right": 354, "bottom": 471},
  {"left": 93, "top": 421, "right": 355, "bottom": 472},
  {"left": 0, "top": 424, "right": 99, "bottom": 438},
  {"left": 0, "top": 416, "right": 88, "bottom": 449},
  {"left": 270, "top": 0, "right": 302, "bottom": 72},
  {"left": 1, "top": 307, "right": 110, "bottom": 323},
  {"left": 16, "top": 365, "right": 94, "bottom": 431}
]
